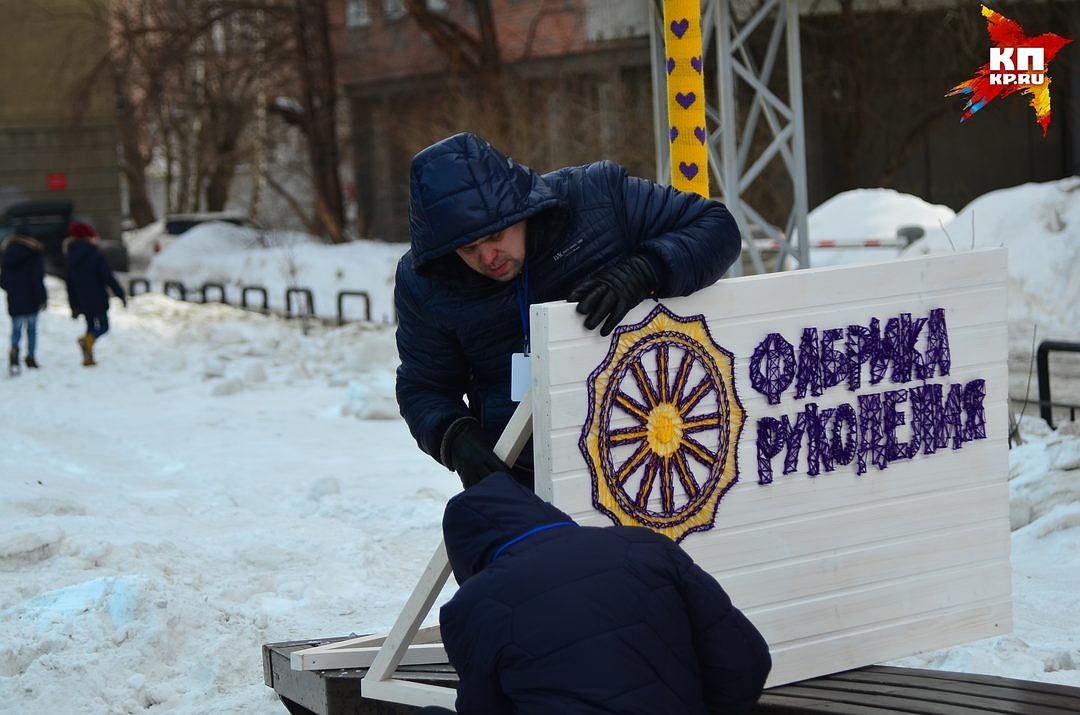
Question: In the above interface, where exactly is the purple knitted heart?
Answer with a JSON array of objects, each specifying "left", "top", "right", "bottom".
[
  {"left": 690, "top": 56, "right": 703, "bottom": 74},
  {"left": 666, "top": 57, "right": 675, "bottom": 74},
  {"left": 670, "top": 18, "right": 689, "bottom": 39},
  {"left": 694, "top": 126, "right": 706, "bottom": 144},
  {"left": 679, "top": 162, "right": 699, "bottom": 180},
  {"left": 670, "top": 126, "right": 679, "bottom": 143},
  {"left": 675, "top": 91, "right": 696, "bottom": 110}
]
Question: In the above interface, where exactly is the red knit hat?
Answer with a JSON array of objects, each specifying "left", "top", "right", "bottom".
[{"left": 69, "top": 221, "right": 98, "bottom": 240}]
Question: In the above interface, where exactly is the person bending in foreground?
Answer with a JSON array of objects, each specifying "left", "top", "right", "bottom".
[
  {"left": 395, "top": 132, "right": 741, "bottom": 491},
  {"left": 433, "top": 473, "right": 771, "bottom": 715}
]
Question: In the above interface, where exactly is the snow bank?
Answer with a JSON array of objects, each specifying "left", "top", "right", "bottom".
[
  {"left": 803, "top": 188, "right": 956, "bottom": 268},
  {"left": 904, "top": 177, "right": 1080, "bottom": 344},
  {"left": 147, "top": 224, "right": 408, "bottom": 323}
]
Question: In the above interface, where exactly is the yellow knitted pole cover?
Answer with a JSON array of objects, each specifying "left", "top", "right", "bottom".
[{"left": 664, "top": 0, "right": 709, "bottom": 197}]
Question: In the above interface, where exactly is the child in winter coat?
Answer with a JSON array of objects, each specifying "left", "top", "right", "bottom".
[
  {"left": 65, "top": 221, "right": 126, "bottom": 366},
  {"left": 0, "top": 235, "right": 48, "bottom": 374}
]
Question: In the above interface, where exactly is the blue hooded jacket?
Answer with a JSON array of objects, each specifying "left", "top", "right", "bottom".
[
  {"left": 395, "top": 133, "right": 741, "bottom": 466},
  {"left": 440, "top": 473, "right": 772, "bottom": 715},
  {"left": 65, "top": 239, "right": 125, "bottom": 317},
  {"left": 0, "top": 236, "right": 47, "bottom": 316}
]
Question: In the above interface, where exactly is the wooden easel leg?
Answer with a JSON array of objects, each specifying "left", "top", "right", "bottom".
[{"left": 359, "top": 392, "right": 534, "bottom": 707}]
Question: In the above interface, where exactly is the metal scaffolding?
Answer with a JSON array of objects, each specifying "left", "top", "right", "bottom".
[{"left": 650, "top": 0, "right": 810, "bottom": 274}]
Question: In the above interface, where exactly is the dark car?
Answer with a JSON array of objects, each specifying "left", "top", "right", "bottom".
[{"left": 0, "top": 200, "right": 129, "bottom": 276}]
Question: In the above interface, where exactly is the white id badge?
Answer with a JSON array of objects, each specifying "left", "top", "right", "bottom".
[{"left": 510, "top": 352, "right": 531, "bottom": 402}]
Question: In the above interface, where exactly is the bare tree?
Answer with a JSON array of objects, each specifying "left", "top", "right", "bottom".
[
  {"left": 402, "top": 0, "right": 511, "bottom": 144},
  {"left": 289, "top": 0, "right": 346, "bottom": 242},
  {"left": 70, "top": 0, "right": 346, "bottom": 239}
]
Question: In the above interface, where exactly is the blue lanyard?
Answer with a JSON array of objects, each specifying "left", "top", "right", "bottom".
[{"left": 515, "top": 258, "right": 530, "bottom": 354}]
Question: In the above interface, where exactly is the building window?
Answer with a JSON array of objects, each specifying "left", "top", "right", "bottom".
[
  {"left": 346, "top": 0, "right": 371, "bottom": 27},
  {"left": 384, "top": 0, "right": 406, "bottom": 21}
]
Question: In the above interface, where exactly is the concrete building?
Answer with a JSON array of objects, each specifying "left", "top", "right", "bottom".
[
  {"left": 333, "top": 0, "right": 1077, "bottom": 246},
  {"left": 334, "top": 0, "right": 654, "bottom": 242},
  {"left": 0, "top": 0, "right": 122, "bottom": 239}
]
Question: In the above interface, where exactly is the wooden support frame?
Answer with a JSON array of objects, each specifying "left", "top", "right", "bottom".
[{"left": 291, "top": 391, "right": 535, "bottom": 710}]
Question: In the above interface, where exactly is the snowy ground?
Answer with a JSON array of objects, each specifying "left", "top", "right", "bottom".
[
  {"left": 0, "top": 289, "right": 461, "bottom": 713},
  {"left": 3, "top": 179, "right": 1079, "bottom": 713}
]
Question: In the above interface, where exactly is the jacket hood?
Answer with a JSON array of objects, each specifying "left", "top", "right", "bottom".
[
  {"left": 408, "top": 133, "right": 564, "bottom": 276},
  {"left": 443, "top": 473, "right": 576, "bottom": 585},
  {"left": 2, "top": 236, "right": 43, "bottom": 267}
]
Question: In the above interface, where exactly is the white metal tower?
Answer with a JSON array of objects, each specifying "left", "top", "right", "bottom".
[{"left": 650, "top": 0, "right": 811, "bottom": 274}]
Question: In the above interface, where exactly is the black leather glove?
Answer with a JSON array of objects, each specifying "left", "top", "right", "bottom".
[
  {"left": 567, "top": 254, "right": 658, "bottom": 337},
  {"left": 442, "top": 418, "right": 510, "bottom": 489}
]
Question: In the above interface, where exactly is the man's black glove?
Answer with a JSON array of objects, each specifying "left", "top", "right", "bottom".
[
  {"left": 442, "top": 418, "right": 510, "bottom": 489},
  {"left": 567, "top": 254, "right": 658, "bottom": 337}
]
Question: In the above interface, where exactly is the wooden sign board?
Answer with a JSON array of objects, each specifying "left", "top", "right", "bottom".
[{"left": 529, "top": 248, "right": 1011, "bottom": 687}]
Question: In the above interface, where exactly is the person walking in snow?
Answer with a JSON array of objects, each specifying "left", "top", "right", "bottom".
[
  {"left": 395, "top": 132, "right": 742, "bottom": 491},
  {"left": 64, "top": 221, "right": 126, "bottom": 367},
  {"left": 434, "top": 473, "right": 772, "bottom": 715},
  {"left": 0, "top": 234, "right": 48, "bottom": 374}
]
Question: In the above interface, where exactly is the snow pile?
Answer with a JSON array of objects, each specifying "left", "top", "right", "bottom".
[
  {"left": 0, "top": 292, "right": 455, "bottom": 714},
  {"left": 904, "top": 177, "right": 1080, "bottom": 343},
  {"left": 803, "top": 188, "right": 956, "bottom": 268}
]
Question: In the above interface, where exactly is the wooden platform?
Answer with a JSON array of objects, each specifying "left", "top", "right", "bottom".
[
  {"left": 753, "top": 666, "right": 1080, "bottom": 714},
  {"left": 263, "top": 638, "right": 1080, "bottom": 714}
]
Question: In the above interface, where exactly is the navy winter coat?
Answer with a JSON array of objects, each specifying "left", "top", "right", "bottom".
[
  {"left": 65, "top": 239, "right": 124, "bottom": 317},
  {"left": 395, "top": 133, "right": 741, "bottom": 466},
  {"left": 440, "top": 473, "right": 772, "bottom": 715},
  {"left": 0, "top": 236, "right": 47, "bottom": 316}
]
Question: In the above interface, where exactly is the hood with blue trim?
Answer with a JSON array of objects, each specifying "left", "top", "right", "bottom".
[
  {"left": 407, "top": 133, "right": 563, "bottom": 276},
  {"left": 442, "top": 473, "right": 576, "bottom": 585}
]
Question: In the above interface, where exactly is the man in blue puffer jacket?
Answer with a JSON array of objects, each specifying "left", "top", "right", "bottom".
[
  {"left": 396, "top": 133, "right": 741, "bottom": 489},
  {"left": 437, "top": 473, "right": 772, "bottom": 714}
]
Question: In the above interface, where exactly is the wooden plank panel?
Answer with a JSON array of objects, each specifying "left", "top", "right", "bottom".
[
  {"left": 528, "top": 249, "right": 1011, "bottom": 687},
  {"left": 746, "top": 560, "right": 1011, "bottom": 644},
  {"left": 535, "top": 249, "right": 1007, "bottom": 346},
  {"left": 764, "top": 600, "right": 1013, "bottom": 686},
  {"left": 714, "top": 520, "right": 1011, "bottom": 605},
  {"left": 549, "top": 405, "right": 1007, "bottom": 510},
  {"left": 545, "top": 359, "right": 1008, "bottom": 431},
  {"left": 542, "top": 292, "right": 1008, "bottom": 388},
  {"left": 567, "top": 481, "right": 1008, "bottom": 574},
  {"left": 547, "top": 387, "right": 1008, "bottom": 476}
]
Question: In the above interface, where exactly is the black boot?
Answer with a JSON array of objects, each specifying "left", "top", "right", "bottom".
[
  {"left": 8, "top": 347, "right": 19, "bottom": 376},
  {"left": 25, "top": 355, "right": 39, "bottom": 369}
]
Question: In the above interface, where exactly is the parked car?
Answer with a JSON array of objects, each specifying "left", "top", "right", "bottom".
[
  {"left": 0, "top": 200, "right": 129, "bottom": 276},
  {"left": 124, "top": 211, "right": 256, "bottom": 272}
]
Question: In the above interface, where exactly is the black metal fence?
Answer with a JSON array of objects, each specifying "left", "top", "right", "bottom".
[
  {"left": 1037, "top": 340, "right": 1080, "bottom": 429},
  {"left": 127, "top": 277, "right": 383, "bottom": 325}
]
